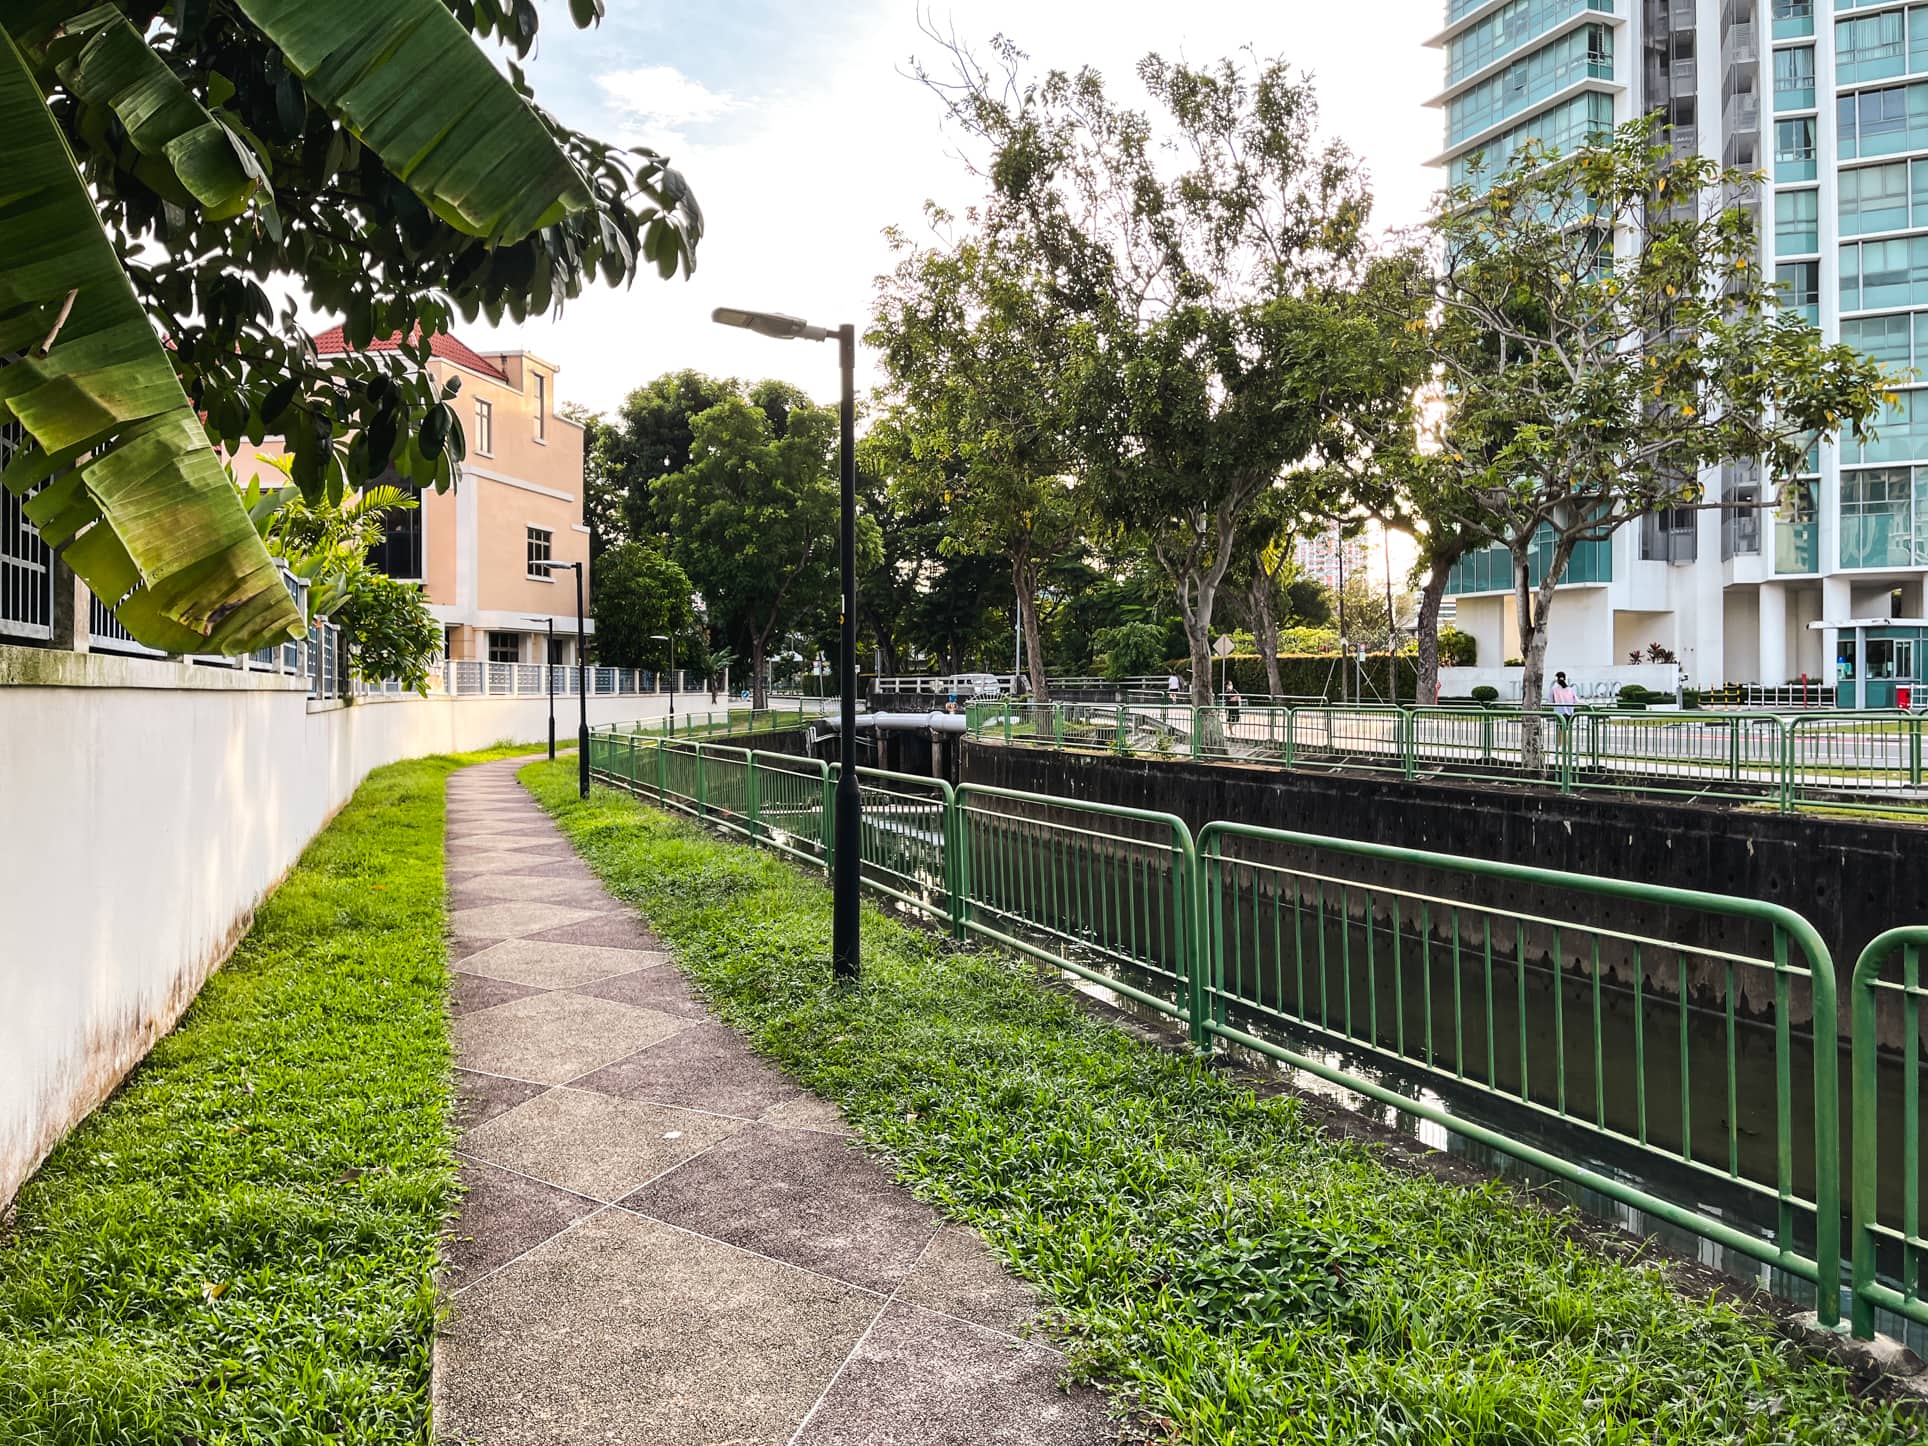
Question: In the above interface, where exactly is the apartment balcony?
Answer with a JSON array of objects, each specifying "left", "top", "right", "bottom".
[
  {"left": 1444, "top": 533, "right": 1614, "bottom": 596},
  {"left": 1723, "top": 91, "right": 1760, "bottom": 141}
]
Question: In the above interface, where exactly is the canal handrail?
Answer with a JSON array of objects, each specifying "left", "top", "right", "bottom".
[
  {"left": 1850, "top": 927, "right": 1928, "bottom": 1339},
  {"left": 1196, "top": 819, "right": 1841, "bottom": 1322},
  {"left": 579, "top": 739, "right": 1928, "bottom": 1341},
  {"left": 964, "top": 701, "right": 1928, "bottom": 816}
]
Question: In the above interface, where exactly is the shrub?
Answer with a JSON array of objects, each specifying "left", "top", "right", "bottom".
[
  {"left": 1438, "top": 626, "right": 1477, "bottom": 666},
  {"left": 1093, "top": 622, "right": 1171, "bottom": 681},
  {"left": 1470, "top": 685, "right": 1500, "bottom": 704}
]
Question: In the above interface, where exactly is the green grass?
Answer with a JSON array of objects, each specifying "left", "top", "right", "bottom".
[
  {"left": 0, "top": 747, "right": 528, "bottom": 1445},
  {"left": 525, "top": 760, "right": 1922, "bottom": 1446}
]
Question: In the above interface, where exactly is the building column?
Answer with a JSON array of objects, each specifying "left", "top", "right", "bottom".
[
  {"left": 1821, "top": 573, "right": 1853, "bottom": 701},
  {"left": 1757, "top": 582, "right": 1788, "bottom": 687},
  {"left": 47, "top": 557, "right": 89, "bottom": 653}
]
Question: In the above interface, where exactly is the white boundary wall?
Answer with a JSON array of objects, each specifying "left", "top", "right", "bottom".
[{"left": 0, "top": 646, "right": 673, "bottom": 1207}]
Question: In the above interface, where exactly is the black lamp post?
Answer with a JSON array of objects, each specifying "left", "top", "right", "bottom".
[
  {"left": 651, "top": 632, "right": 676, "bottom": 726},
  {"left": 529, "top": 615, "right": 556, "bottom": 759},
  {"left": 544, "top": 560, "right": 590, "bottom": 798},
  {"left": 711, "top": 305, "right": 859, "bottom": 981}
]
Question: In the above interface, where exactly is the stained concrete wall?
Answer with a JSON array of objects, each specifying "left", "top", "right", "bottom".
[
  {"left": 958, "top": 742, "right": 1927, "bottom": 1018},
  {"left": 0, "top": 647, "right": 670, "bottom": 1209}
]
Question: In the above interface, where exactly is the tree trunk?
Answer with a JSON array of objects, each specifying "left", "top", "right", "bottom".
[
  {"left": 1251, "top": 570, "right": 1284, "bottom": 699},
  {"left": 1514, "top": 540, "right": 1573, "bottom": 773},
  {"left": 1012, "top": 551, "right": 1050, "bottom": 702},
  {"left": 1414, "top": 564, "right": 1450, "bottom": 705},
  {"left": 750, "top": 631, "right": 769, "bottom": 711}
]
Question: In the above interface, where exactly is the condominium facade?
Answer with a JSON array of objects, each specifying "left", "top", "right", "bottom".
[
  {"left": 1292, "top": 522, "right": 1377, "bottom": 592},
  {"left": 1429, "top": 0, "right": 1928, "bottom": 705},
  {"left": 239, "top": 328, "right": 593, "bottom": 667}
]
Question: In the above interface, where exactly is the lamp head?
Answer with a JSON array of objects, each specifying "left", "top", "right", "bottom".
[{"left": 711, "top": 306, "right": 830, "bottom": 342}]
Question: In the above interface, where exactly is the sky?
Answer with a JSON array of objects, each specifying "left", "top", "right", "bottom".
[{"left": 448, "top": 0, "right": 1446, "bottom": 416}]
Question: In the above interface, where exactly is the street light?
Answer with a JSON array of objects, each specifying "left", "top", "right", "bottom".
[
  {"left": 712, "top": 304, "right": 860, "bottom": 981},
  {"left": 651, "top": 632, "right": 676, "bottom": 726},
  {"left": 527, "top": 615, "right": 556, "bottom": 759},
  {"left": 542, "top": 559, "right": 589, "bottom": 798}
]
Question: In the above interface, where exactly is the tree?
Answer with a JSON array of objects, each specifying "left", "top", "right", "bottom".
[
  {"left": 585, "top": 371, "right": 741, "bottom": 558},
  {"left": 334, "top": 573, "right": 441, "bottom": 694},
  {"left": 869, "top": 211, "right": 1083, "bottom": 701},
  {"left": 1, "top": 0, "right": 700, "bottom": 653},
  {"left": 921, "top": 40, "right": 1381, "bottom": 706},
  {"left": 1421, "top": 116, "right": 1893, "bottom": 758},
  {"left": 654, "top": 392, "right": 879, "bottom": 708},
  {"left": 591, "top": 541, "right": 699, "bottom": 672}
]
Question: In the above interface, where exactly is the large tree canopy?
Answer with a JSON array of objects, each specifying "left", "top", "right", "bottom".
[
  {"left": 1, "top": 0, "right": 701, "bottom": 652},
  {"left": 654, "top": 385, "right": 880, "bottom": 708}
]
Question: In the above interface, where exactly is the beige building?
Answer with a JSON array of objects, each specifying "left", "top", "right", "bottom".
[{"left": 239, "top": 326, "right": 593, "bottom": 666}]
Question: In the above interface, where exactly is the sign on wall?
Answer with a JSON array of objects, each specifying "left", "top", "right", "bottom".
[{"left": 1437, "top": 664, "right": 1680, "bottom": 704}]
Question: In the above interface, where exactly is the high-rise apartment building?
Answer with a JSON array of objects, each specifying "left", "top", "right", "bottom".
[
  {"left": 1293, "top": 522, "right": 1377, "bottom": 591},
  {"left": 1429, "top": 0, "right": 1928, "bottom": 705}
]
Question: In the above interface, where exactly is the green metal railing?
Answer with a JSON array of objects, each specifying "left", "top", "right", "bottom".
[
  {"left": 966, "top": 701, "right": 1928, "bottom": 816},
  {"left": 595, "top": 701, "right": 818, "bottom": 745},
  {"left": 580, "top": 738, "right": 1928, "bottom": 1340},
  {"left": 1851, "top": 928, "right": 1928, "bottom": 1339},
  {"left": 1197, "top": 820, "right": 1840, "bottom": 1319}
]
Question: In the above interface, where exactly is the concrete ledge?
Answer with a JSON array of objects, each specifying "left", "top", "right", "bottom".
[{"left": 0, "top": 643, "right": 309, "bottom": 692}]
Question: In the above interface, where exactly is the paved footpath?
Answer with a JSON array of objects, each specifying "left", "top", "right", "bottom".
[{"left": 435, "top": 758, "right": 1114, "bottom": 1445}]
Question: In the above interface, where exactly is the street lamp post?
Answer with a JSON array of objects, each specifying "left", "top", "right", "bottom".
[
  {"left": 528, "top": 615, "right": 556, "bottom": 759},
  {"left": 543, "top": 560, "right": 590, "bottom": 798},
  {"left": 650, "top": 633, "right": 676, "bottom": 729},
  {"left": 711, "top": 305, "right": 860, "bottom": 981}
]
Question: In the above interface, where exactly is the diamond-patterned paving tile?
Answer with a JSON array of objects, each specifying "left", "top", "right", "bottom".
[
  {"left": 455, "top": 991, "right": 691, "bottom": 1084},
  {"left": 463, "top": 1086, "right": 744, "bottom": 1201}
]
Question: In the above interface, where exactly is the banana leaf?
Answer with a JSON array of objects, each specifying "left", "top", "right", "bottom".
[
  {"left": 50, "top": 4, "right": 266, "bottom": 218},
  {"left": 0, "top": 25, "right": 300, "bottom": 654},
  {"left": 234, "top": 0, "right": 592, "bottom": 244}
]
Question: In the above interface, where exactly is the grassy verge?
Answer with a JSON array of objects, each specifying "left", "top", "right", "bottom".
[
  {"left": 0, "top": 747, "right": 527, "bottom": 1445},
  {"left": 525, "top": 760, "right": 1920, "bottom": 1446}
]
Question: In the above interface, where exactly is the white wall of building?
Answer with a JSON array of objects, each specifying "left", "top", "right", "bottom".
[{"left": 0, "top": 647, "right": 676, "bottom": 1209}]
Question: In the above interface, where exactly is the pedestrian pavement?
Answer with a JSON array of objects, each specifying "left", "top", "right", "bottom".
[{"left": 434, "top": 757, "right": 1115, "bottom": 1445}]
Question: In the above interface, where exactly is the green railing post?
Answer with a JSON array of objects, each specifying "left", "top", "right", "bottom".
[
  {"left": 1004, "top": 705, "right": 1013, "bottom": 746},
  {"left": 1558, "top": 715, "right": 1574, "bottom": 794},
  {"left": 1285, "top": 705, "right": 1296, "bottom": 768},
  {"left": 1054, "top": 703, "right": 1065, "bottom": 750},
  {"left": 945, "top": 789, "right": 968, "bottom": 940},
  {"left": 1481, "top": 709, "right": 1494, "bottom": 766},
  {"left": 1781, "top": 721, "right": 1796, "bottom": 814},
  {"left": 1729, "top": 714, "right": 1742, "bottom": 784},
  {"left": 747, "top": 751, "right": 762, "bottom": 845},
  {"left": 1190, "top": 706, "right": 1202, "bottom": 760},
  {"left": 821, "top": 765, "right": 838, "bottom": 877},
  {"left": 1849, "top": 928, "right": 1926, "bottom": 1340},
  {"left": 1402, "top": 709, "right": 1416, "bottom": 782},
  {"left": 1913, "top": 714, "right": 1923, "bottom": 788},
  {"left": 655, "top": 740, "right": 667, "bottom": 806},
  {"left": 694, "top": 743, "right": 708, "bottom": 818}
]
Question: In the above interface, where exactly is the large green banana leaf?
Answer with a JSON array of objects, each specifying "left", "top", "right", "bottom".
[
  {"left": 0, "top": 25, "right": 301, "bottom": 654},
  {"left": 50, "top": 4, "right": 266, "bottom": 218},
  {"left": 234, "top": 0, "right": 592, "bottom": 244}
]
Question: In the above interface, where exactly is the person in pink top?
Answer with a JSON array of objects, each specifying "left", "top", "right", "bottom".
[{"left": 1550, "top": 671, "right": 1579, "bottom": 725}]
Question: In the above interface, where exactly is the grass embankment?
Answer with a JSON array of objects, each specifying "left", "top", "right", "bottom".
[
  {"left": 0, "top": 748, "right": 525, "bottom": 1445},
  {"left": 525, "top": 759, "right": 1921, "bottom": 1446}
]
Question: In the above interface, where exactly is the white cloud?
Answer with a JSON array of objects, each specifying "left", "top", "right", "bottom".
[{"left": 594, "top": 64, "right": 745, "bottom": 149}]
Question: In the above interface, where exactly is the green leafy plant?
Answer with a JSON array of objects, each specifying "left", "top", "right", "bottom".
[
  {"left": 334, "top": 572, "right": 440, "bottom": 694},
  {"left": 1, "top": 1, "right": 700, "bottom": 653},
  {"left": 1092, "top": 621, "right": 1170, "bottom": 681},
  {"left": 1470, "top": 684, "right": 1500, "bottom": 705}
]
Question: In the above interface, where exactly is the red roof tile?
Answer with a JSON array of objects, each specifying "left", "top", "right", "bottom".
[{"left": 311, "top": 323, "right": 510, "bottom": 382}]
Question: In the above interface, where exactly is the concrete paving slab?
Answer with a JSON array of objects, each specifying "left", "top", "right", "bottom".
[
  {"left": 448, "top": 901, "right": 606, "bottom": 942},
  {"left": 449, "top": 875, "right": 620, "bottom": 909},
  {"left": 895, "top": 1227, "right": 1043, "bottom": 1338},
  {"left": 460, "top": 937, "right": 663, "bottom": 989},
  {"left": 571, "top": 966, "right": 707, "bottom": 1018},
  {"left": 481, "top": 857, "right": 600, "bottom": 880},
  {"left": 447, "top": 834, "right": 572, "bottom": 857},
  {"left": 450, "top": 970, "right": 545, "bottom": 1016},
  {"left": 447, "top": 851, "right": 565, "bottom": 876},
  {"left": 791, "top": 1302, "right": 1113, "bottom": 1446},
  {"left": 760, "top": 1092, "right": 856, "bottom": 1136},
  {"left": 571, "top": 1022, "right": 802, "bottom": 1117},
  {"left": 445, "top": 1155, "right": 599, "bottom": 1286},
  {"left": 455, "top": 991, "right": 691, "bottom": 1084},
  {"left": 436, "top": 1209, "right": 877, "bottom": 1446},
  {"left": 622, "top": 1125, "right": 936, "bottom": 1293},
  {"left": 520, "top": 911, "right": 667, "bottom": 950},
  {"left": 463, "top": 1086, "right": 745, "bottom": 1203},
  {"left": 455, "top": 1068, "right": 549, "bottom": 1130}
]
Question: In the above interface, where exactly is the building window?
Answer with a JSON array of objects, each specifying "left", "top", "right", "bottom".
[
  {"left": 1840, "top": 234, "right": 1928, "bottom": 311},
  {"left": 1772, "top": 1, "right": 1813, "bottom": 42},
  {"left": 1843, "top": 309, "right": 1928, "bottom": 368},
  {"left": 1836, "top": 80, "right": 1928, "bottom": 161},
  {"left": 1839, "top": 161, "right": 1911, "bottom": 236},
  {"left": 475, "top": 399, "right": 493, "bottom": 456},
  {"left": 1776, "top": 260, "right": 1820, "bottom": 323},
  {"left": 1773, "top": 46, "right": 1816, "bottom": 113},
  {"left": 488, "top": 630, "right": 521, "bottom": 664},
  {"left": 1853, "top": 386, "right": 1928, "bottom": 464},
  {"left": 1838, "top": 10, "right": 1908, "bottom": 86},
  {"left": 366, "top": 493, "right": 424, "bottom": 581},
  {"left": 1774, "top": 117, "right": 1817, "bottom": 181},
  {"left": 1842, "top": 466, "right": 1928, "bottom": 568},
  {"left": 526, "top": 525, "right": 553, "bottom": 579},
  {"left": 1775, "top": 188, "right": 1819, "bottom": 253},
  {"left": 534, "top": 372, "right": 546, "bottom": 442}
]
